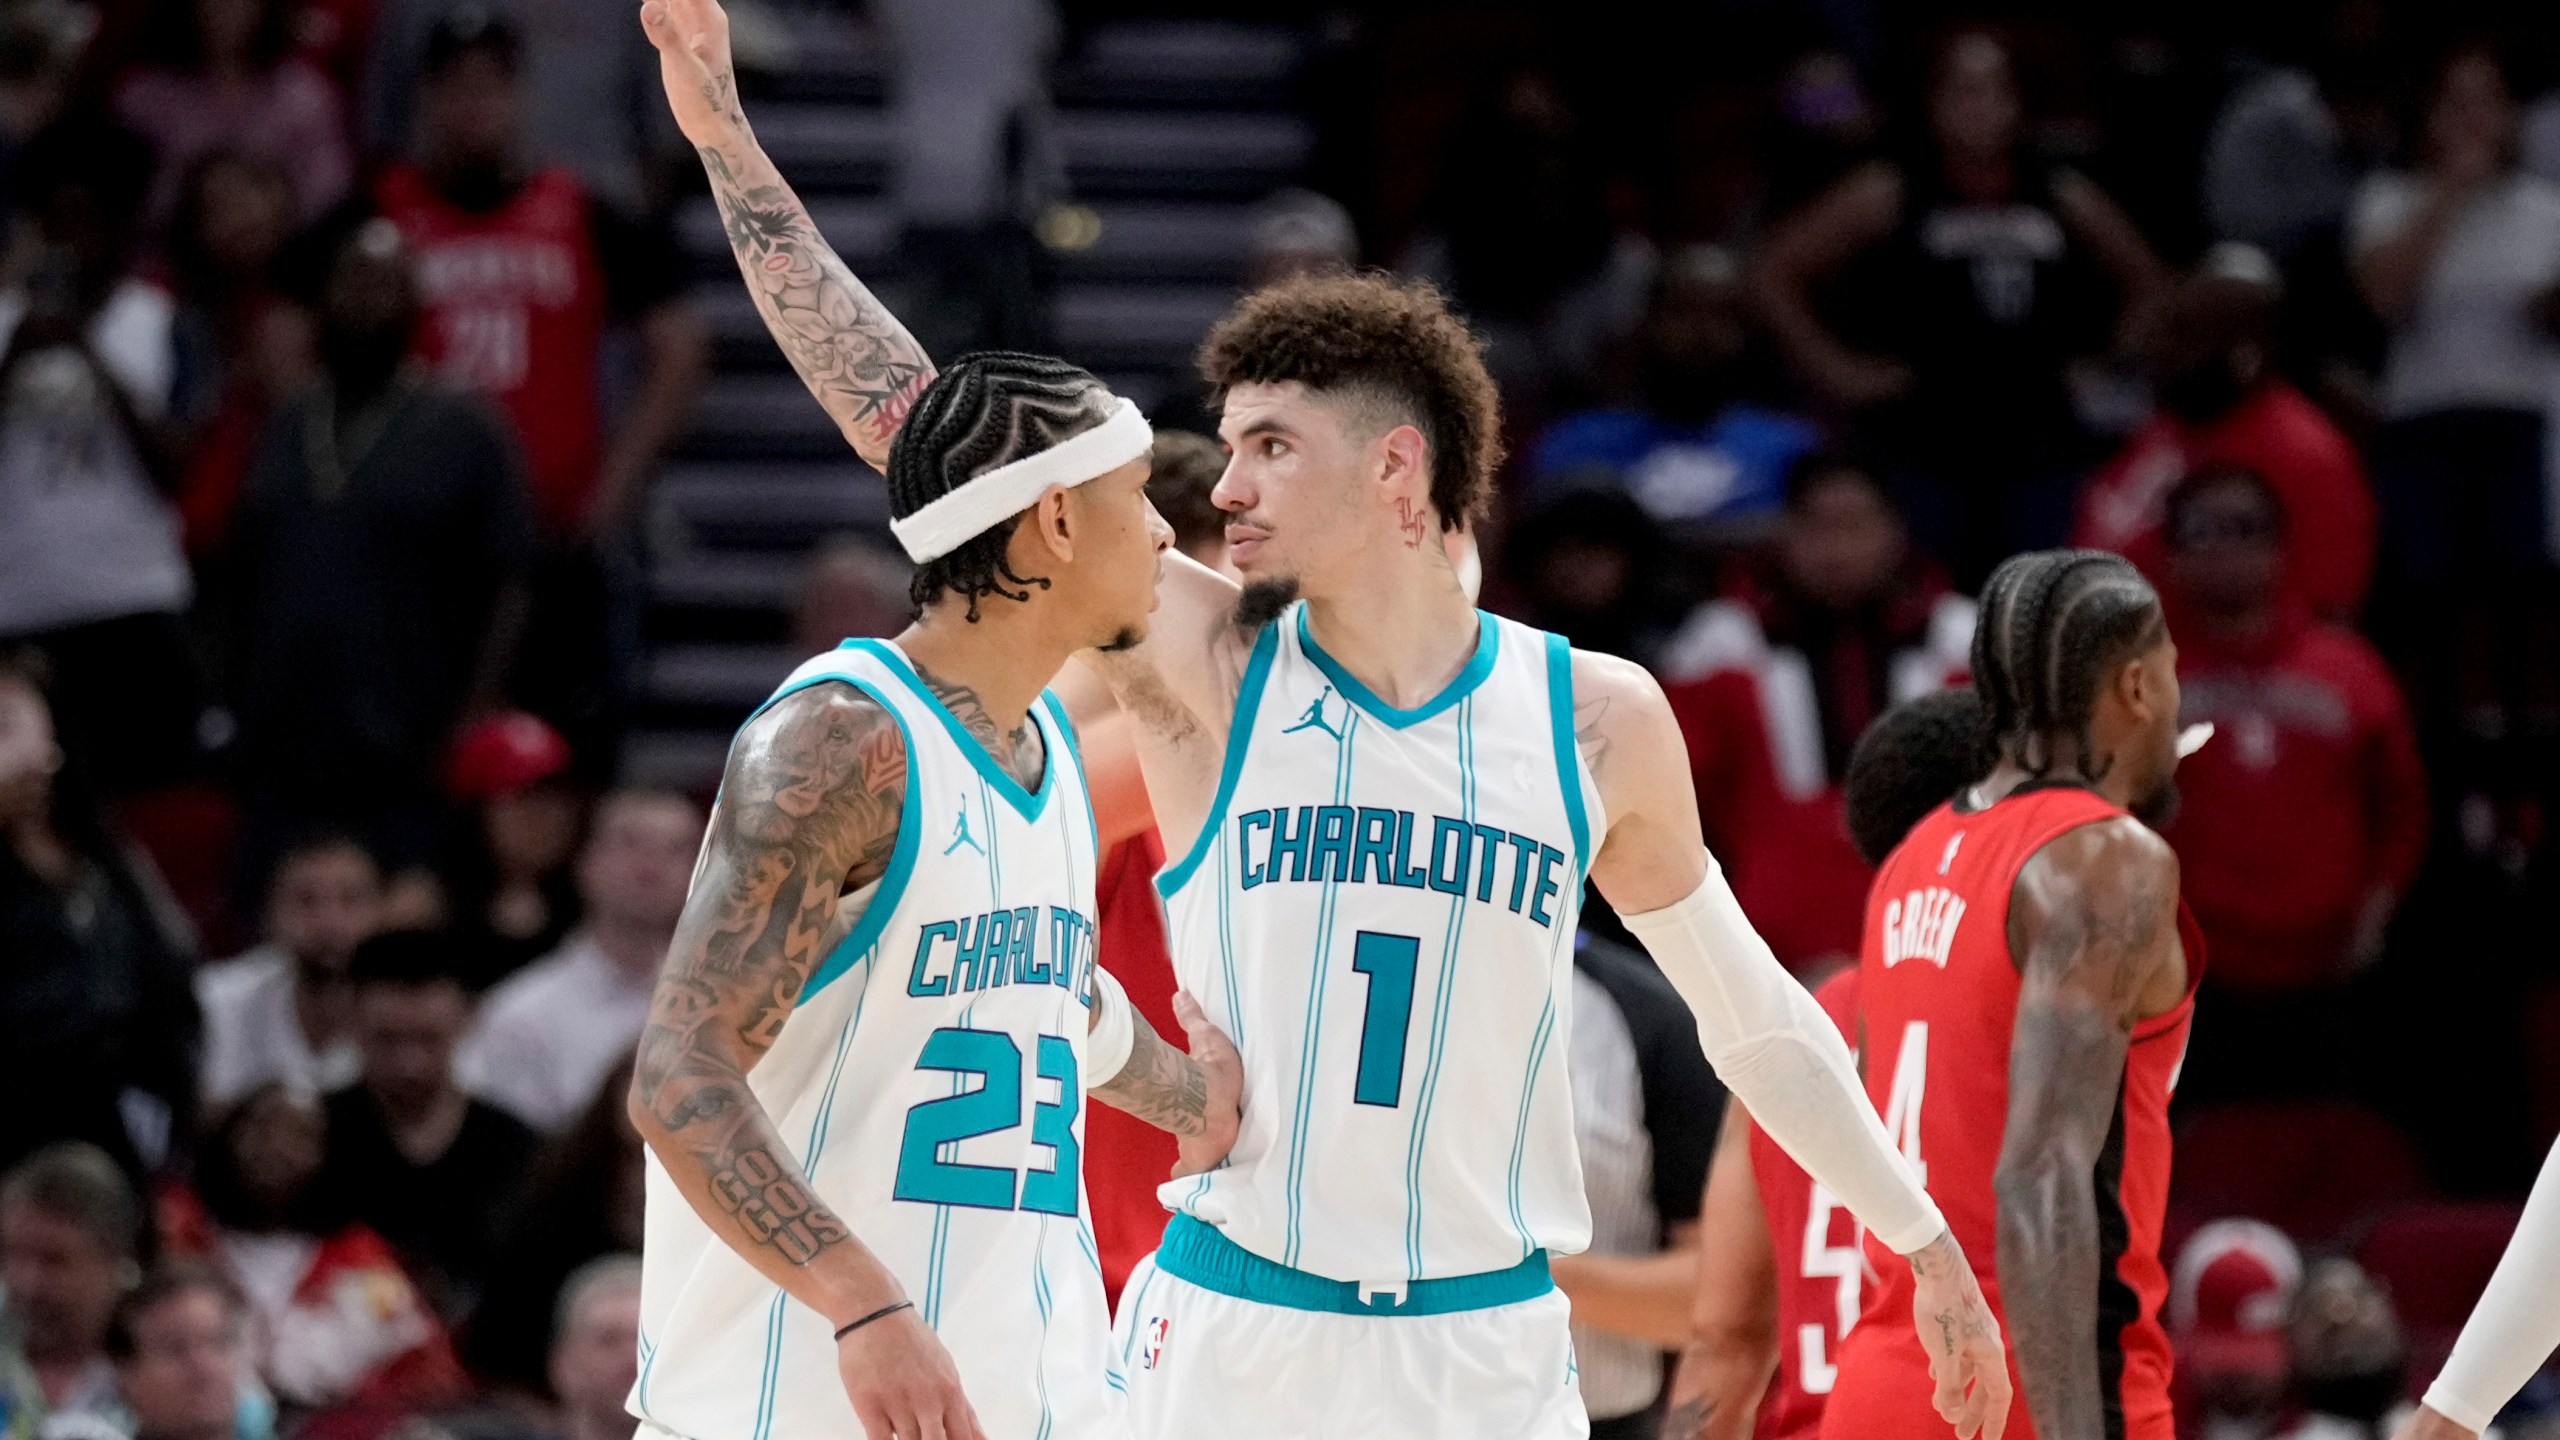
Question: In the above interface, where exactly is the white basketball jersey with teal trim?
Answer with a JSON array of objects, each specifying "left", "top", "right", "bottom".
[
  {"left": 1155, "top": 602, "right": 1606, "bottom": 1285},
  {"left": 632, "top": 639, "right": 1122, "bottom": 1440}
]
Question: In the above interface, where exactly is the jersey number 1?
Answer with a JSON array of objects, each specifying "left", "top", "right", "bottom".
[
  {"left": 1350, "top": 931, "right": 1419, "bottom": 1107},
  {"left": 893, "top": 1028, "right": 1081, "bottom": 1215}
]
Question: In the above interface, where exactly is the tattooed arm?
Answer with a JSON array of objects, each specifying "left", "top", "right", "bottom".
[
  {"left": 640, "top": 0, "right": 932, "bottom": 470},
  {"left": 626, "top": 682, "right": 986, "bottom": 1440},
  {"left": 1994, "top": 820, "right": 2183, "bottom": 1440},
  {"left": 1089, "top": 990, "right": 1243, "bottom": 1175}
]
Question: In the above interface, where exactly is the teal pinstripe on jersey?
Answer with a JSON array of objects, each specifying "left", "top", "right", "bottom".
[
  {"left": 1156, "top": 602, "right": 1604, "bottom": 1286},
  {"left": 632, "top": 641, "right": 1123, "bottom": 1440}
]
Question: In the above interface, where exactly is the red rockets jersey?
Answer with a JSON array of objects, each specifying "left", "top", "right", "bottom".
[
  {"left": 1752, "top": 967, "right": 1863, "bottom": 1440},
  {"left": 1820, "top": 785, "right": 2202, "bottom": 1440},
  {"left": 375, "top": 163, "right": 607, "bottom": 536}
]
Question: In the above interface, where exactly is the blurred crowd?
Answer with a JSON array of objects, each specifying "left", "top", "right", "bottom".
[
  {"left": 5, "top": 0, "right": 2560, "bottom": 1437},
  {"left": 1341, "top": 5, "right": 2560, "bottom": 1433}
]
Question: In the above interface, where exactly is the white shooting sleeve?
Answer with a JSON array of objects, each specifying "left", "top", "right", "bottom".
[
  {"left": 2422, "top": 1136, "right": 2560, "bottom": 1432},
  {"left": 1619, "top": 857, "right": 1947, "bottom": 1256},
  {"left": 1084, "top": 964, "right": 1137, "bottom": 1089}
]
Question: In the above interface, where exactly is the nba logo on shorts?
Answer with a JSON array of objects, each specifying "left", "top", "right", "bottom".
[{"left": 1141, "top": 1316, "right": 1171, "bottom": 1370}]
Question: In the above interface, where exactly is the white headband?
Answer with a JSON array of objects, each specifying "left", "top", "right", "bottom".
[{"left": 887, "top": 397, "right": 1154, "bottom": 563}]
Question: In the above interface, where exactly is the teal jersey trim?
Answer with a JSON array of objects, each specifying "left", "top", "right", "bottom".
[
  {"left": 1155, "top": 1214, "right": 1552, "bottom": 1317},
  {"left": 1039, "top": 691, "right": 1099, "bottom": 860},
  {"left": 1402, "top": 696, "right": 1478, "bottom": 1276},
  {"left": 1155, "top": 618, "right": 1282, "bottom": 898},
  {"left": 1282, "top": 707, "right": 1360, "bottom": 1266},
  {"left": 1296, "top": 606, "right": 1499, "bottom": 730},
  {"left": 738, "top": 671, "right": 924, "bottom": 1010},
  {"left": 749, "top": 1291, "right": 785, "bottom": 1440},
  {"left": 1544, "top": 631, "right": 1592, "bottom": 876},
  {"left": 841, "top": 639, "right": 1055, "bottom": 822}
]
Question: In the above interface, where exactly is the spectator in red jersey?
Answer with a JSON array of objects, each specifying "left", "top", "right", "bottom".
[
  {"left": 2155, "top": 466, "right": 2427, "bottom": 1107},
  {"left": 378, "top": 7, "right": 700, "bottom": 545},
  {"left": 2075, "top": 245, "right": 2377, "bottom": 623},
  {"left": 1657, "top": 453, "right": 1972, "bottom": 971},
  {"left": 111, "top": 0, "right": 354, "bottom": 226},
  {"left": 374, "top": 6, "right": 704, "bottom": 764}
]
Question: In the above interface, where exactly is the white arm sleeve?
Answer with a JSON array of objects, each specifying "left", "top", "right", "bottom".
[
  {"left": 1619, "top": 858, "right": 1947, "bottom": 1256},
  {"left": 2422, "top": 1136, "right": 2560, "bottom": 1432},
  {"left": 1084, "top": 966, "right": 1137, "bottom": 1089}
]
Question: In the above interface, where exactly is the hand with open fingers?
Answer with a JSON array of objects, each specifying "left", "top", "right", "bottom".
[
  {"left": 636, "top": 0, "right": 743, "bottom": 148},
  {"left": 1910, "top": 1231, "right": 2013, "bottom": 1440},
  {"left": 1170, "top": 991, "right": 1243, "bottom": 1178},
  {"left": 837, "top": 1306, "right": 986, "bottom": 1440}
]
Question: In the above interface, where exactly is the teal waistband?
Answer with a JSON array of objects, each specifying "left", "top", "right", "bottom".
[{"left": 1154, "top": 1214, "right": 1552, "bottom": 1317}]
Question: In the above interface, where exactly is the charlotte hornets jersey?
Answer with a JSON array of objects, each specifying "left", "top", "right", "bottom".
[
  {"left": 1156, "top": 602, "right": 1605, "bottom": 1285},
  {"left": 632, "top": 639, "right": 1123, "bottom": 1440}
]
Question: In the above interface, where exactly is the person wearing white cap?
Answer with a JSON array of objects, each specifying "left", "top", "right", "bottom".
[{"left": 613, "top": 82, "right": 1247, "bottom": 1435}]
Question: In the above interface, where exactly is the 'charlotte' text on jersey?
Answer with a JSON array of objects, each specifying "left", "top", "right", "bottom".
[{"left": 1231, "top": 805, "right": 1572, "bottom": 927}]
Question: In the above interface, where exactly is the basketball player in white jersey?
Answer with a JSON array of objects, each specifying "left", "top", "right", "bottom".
[
  {"left": 620, "top": 36, "right": 1250, "bottom": 1423},
  {"left": 642, "top": 2, "right": 2009, "bottom": 1434}
]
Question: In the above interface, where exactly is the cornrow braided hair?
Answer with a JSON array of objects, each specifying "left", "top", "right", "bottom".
[
  {"left": 1970, "top": 549, "right": 2166, "bottom": 785},
  {"left": 884, "top": 350, "right": 1118, "bottom": 620}
]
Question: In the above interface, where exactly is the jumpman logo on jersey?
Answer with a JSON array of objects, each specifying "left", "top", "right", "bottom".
[
  {"left": 1938, "top": 832, "right": 1965, "bottom": 876},
  {"left": 943, "top": 802, "right": 983, "bottom": 857},
  {"left": 1281, "top": 686, "right": 1344, "bottom": 742}
]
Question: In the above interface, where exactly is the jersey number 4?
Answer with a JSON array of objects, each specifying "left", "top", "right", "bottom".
[{"left": 893, "top": 1028, "right": 1081, "bottom": 1216}]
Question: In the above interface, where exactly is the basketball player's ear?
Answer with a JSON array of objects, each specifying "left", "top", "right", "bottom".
[
  {"left": 1376, "top": 423, "right": 1427, "bottom": 495},
  {"left": 1027, "top": 484, "right": 1077, "bottom": 566}
]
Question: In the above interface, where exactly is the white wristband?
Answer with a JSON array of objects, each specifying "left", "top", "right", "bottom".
[{"left": 1084, "top": 965, "right": 1136, "bottom": 1089}]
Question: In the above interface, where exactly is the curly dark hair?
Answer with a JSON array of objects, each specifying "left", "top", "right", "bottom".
[
  {"left": 1197, "top": 271, "right": 1502, "bottom": 530},
  {"left": 1842, "top": 687, "right": 1986, "bottom": 866},
  {"left": 1971, "top": 550, "right": 2165, "bottom": 785},
  {"left": 885, "top": 351, "right": 1118, "bottom": 620}
]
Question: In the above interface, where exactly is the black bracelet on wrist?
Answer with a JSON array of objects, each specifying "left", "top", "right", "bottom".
[{"left": 833, "top": 1301, "right": 914, "bottom": 1342}]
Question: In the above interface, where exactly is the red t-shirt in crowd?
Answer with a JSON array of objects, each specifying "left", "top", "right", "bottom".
[
  {"left": 1823, "top": 788, "right": 2202, "bottom": 1440},
  {"left": 1751, "top": 968, "right": 1862, "bottom": 1440},
  {"left": 1660, "top": 585, "right": 1972, "bottom": 971},
  {"left": 1083, "top": 827, "right": 1181, "bottom": 1303},
  {"left": 375, "top": 164, "right": 609, "bottom": 537},
  {"left": 2075, "top": 380, "right": 2375, "bottom": 621},
  {"left": 1667, "top": 670, "right": 1874, "bottom": 970},
  {"left": 2163, "top": 601, "right": 2428, "bottom": 995}
]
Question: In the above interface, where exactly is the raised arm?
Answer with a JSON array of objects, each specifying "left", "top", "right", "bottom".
[
  {"left": 1663, "top": 1097, "right": 1781, "bottom": 1440},
  {"left": 641, "top": 0, "right": 934, "bottom": 470},
  {"left": 625, "top": 683, "right": 982, "bottom": 1440},
  {"left": 1993, "top": 819, "right": 2181, "bottom": 1440},
  {"left": 1577, "top": 651, "right": 2009, "bottom": 1440}
]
